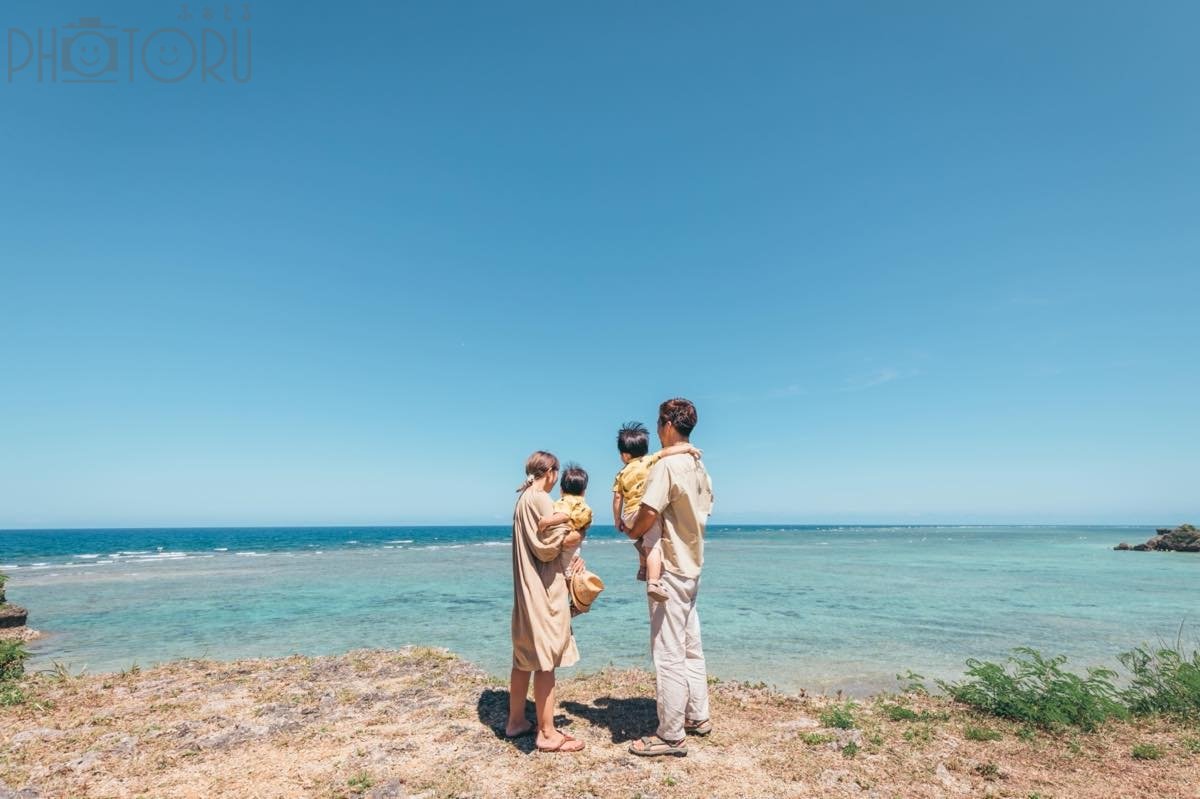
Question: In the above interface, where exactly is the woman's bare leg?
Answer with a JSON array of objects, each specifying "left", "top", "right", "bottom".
[
  {"left": 532, "top": 669, "right": 583, "bottom": 750},
  {"left": 506, "top": 668, "right": 533, "bottom": 736},
  {"left": 533, "top": 669, "right": 557, "bottom": 739}
]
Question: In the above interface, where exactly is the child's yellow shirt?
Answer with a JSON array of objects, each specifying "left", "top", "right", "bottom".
[
  {"left": 611, "top": 452, "right": 663, "bottom": 515},
  {"left": 553, "top": 494, "right": 593, "bottom": 532}
]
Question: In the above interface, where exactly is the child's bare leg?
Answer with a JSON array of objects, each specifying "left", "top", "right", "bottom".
[
  {"left": 635, "top": 541, "right": 647, "bottom": 581},
  {"left": 646, "top": 542, "right": 668, "bottom": 602},
  {"left": 647, "top": 547, "right": 662, "bottom": 583}
]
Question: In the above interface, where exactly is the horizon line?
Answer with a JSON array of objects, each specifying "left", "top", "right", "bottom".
[{"left": 0, "top": 520, "right": 1178, "bottom": 533}]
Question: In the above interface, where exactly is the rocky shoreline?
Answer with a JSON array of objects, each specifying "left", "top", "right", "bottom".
[
  {"left": 1, "top": 647, "right": 1197, "bottom": 798},
  {"left": 0, "top": 577, "right": 37, "bottom": 644},
  {"left": 1114, "top": 524, "right": 1200, "bottom": 552}
]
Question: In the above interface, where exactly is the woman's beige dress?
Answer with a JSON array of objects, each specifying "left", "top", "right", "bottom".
[{"left": 511, "top": 487, "right": 579, "bottom": 671}]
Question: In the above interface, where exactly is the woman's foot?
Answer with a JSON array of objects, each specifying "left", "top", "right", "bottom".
[
  {"left": 504, "top": 719, "right": 534, "bottom": 738},
  {"left": 647, "top": 579, "right": 668, "bottom": 602},
  {"left": 536, "top": 730, "right": 584, "bottom": 752}
]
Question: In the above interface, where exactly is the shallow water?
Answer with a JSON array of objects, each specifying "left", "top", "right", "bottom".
[{"left": 3, "top": 525, "right": 1196, "bottom": 693}]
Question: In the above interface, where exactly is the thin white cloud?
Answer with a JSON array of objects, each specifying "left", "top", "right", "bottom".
[
  {"left": 767, "top": 384, "right": 807, "bottom": 399},
  {"left": 841, "top": 367, "right": 904, "bottom": 392}
]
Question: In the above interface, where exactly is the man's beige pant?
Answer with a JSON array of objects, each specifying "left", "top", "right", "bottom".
[{"left": 648, "top": 570, "right": 710, "bottom": 742}]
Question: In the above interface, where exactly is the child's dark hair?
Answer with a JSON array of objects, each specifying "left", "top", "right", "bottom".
[
  {"left": 560, "top": 463, "right": 588, "bottom": 495},
  {"left": 616, "top": 422, "right": 650, "bottom": 457}
]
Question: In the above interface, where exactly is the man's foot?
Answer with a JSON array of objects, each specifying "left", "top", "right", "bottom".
[
  {"left": 684, "top": 718, "right": 713, "bottom": 736},
  {"left": 504, "top": 719, "right": 534, "bottom": 738},
  {"left": 536, "top": 731, "right": 584, "bottom": 753},
  {"left": 647, "top": 579, "right": 668, "bottom": 602},
  {"left": 629, "top": 734, "right": 687, "bottom": 757}
]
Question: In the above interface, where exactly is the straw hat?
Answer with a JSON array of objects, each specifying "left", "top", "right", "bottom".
[{"left": 569, "top": 569, "right": 605, "bottom": 613}]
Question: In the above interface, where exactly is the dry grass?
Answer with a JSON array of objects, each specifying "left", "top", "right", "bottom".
[{"left": 1, "top": 648, "right": 1198, "bottom": 798}]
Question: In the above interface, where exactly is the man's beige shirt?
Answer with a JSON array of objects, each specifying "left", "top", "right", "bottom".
[{"left": 640, "top": 453, "right": 714, "bottom": 579}]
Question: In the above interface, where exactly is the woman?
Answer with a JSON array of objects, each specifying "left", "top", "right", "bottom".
[{"left": 506, "top": 450, "right": 585, "bottom": 753}]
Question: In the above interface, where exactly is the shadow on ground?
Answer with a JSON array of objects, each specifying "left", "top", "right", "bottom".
[
  {"left": 476, "top": 689, "right": 578, "bottom": 752},
  {"left": 560, "top": 696, "right": 657, "bottom": 743}
]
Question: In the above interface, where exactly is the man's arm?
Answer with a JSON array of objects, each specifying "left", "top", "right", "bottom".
[
  {"left": 624, "top": 504, "right": 660, "bottom": 540},
  {"left": 626, "top": 458, "right": 670, "bottom": 539}
]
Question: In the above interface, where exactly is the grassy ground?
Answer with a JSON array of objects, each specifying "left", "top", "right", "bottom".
[{"left": 1, "top": 648, "right": 1198, "bottom": 798}]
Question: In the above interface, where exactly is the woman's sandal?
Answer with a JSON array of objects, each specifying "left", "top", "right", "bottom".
[
  {"left": 536, "top": 732, "right": 584, "bottom": 753},
  {"left": 647, "top": 580, "right": 668, "bottom": 602},
  {"left": 684, "top": 718, "right": 712, "bottom": 736},
  {"left": 629, "top": 734, "right": 687, "bottom": 757}
]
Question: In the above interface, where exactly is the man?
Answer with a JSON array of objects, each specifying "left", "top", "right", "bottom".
[{"left": 624, "top": 397, "right": 715, "bottom": 757}]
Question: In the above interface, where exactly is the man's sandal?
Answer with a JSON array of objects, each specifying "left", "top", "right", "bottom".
[
  {"left": 647, "top": 580, "right": 668, "bottom": 602},
  {"left": 629, "top": 735, "right": 687, "bottom": 757},
  {"left": 684, "top": 718, "right": 712, "bottom": 736},
  {"left": 537, "top": 732, "right": 584, "bottom": 753}
]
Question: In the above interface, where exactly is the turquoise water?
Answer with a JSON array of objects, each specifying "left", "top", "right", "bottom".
[{"left": 3, "top": 525, "right": 1196, "bottom": 694}]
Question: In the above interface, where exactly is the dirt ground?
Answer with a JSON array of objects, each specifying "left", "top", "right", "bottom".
[{"left": 1, "top": 647, "right": 1198, "bottom": 798}]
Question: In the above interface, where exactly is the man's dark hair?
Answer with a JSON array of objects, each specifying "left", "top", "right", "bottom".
[
  {"left": 658, "top": 398, "right": 698, "bottom": 437},
  {"left": 616, "top": 422, "right": 650, "bottom": 457},
  {"left": 560, "top": 463, "right": 589, "bottom": 495}
]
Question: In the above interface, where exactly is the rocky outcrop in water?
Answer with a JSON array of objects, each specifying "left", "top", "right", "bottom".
[
  {"left": 1114, "top": 524, "right": 1200, "bottom": 552},
  {"left": 0, "top": 574, "right": 30, "bottom": 630}
]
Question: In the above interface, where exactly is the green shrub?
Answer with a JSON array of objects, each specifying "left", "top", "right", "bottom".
[
  {"left": 801, "top": 732, "right": 833, "bottom": 745},
  {"left": 841, "top": 740, "right": 859, "bottom": 758},
  {"left": 883, "top": 703, "right": 919, "bottom": 721},
  {"left": 897, "top": 670, "right": 928, "bottom": 694},
  {"left": 1183, "top": 737, "right": 1200, "bottom": 754},
  {"left": 964, "top": 725, "right": 1003, "bottom": 741},
  {"left": 0, "top": 640, "right": 29, "bottom": 682},
  {"left": 1131, "top": 743, "right": 1163, "bottom": 760},
  {"left": 0, "top": 683, "right": 25, "bottom": 706},
  {"left": 820, "top": 702, "right": 857, "bottom": 730},
  {"left": 938, "top": 648, "right": 1126, "bottom": 731},
  {"left": 347, "top": 773, "right": 374, "bottom": 791},
  {"left": 903, "top": 724, "right": 932, "bottom": 744},
  {"left": 1118, "top": 645, "right": 1200, "bottom": 720},
  {"left": 974, "top": 762, "right": 1001, "bottom": 779}
]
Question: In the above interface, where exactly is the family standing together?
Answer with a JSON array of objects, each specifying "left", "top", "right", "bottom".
[{"left": 507, "top": 398, "right": 715, "bottom": 756}]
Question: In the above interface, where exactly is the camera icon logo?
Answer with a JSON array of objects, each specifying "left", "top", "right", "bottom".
[{"left": 62, "top": 18, "right": 119, "bottom": 82}]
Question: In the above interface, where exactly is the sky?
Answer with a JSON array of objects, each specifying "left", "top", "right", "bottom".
[{"left": 1, "top": 1, "right": 1197, "bottom": 528}]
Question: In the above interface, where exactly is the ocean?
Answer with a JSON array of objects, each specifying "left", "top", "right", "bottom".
[{"left": 3, "top": 525, "right": 1195, "bottom": 694}]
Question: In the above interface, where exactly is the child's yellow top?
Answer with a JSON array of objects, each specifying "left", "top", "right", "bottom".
[
  {"left": 553, "top": 494, "right": 593, "bottom": 532},
  {"left": 611, "top": 452, "right": 663, "bottom": 514}
]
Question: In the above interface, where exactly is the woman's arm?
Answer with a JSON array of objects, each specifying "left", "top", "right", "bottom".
[{"left": 537, "top": 511, "right": 570, "bottom": 533}]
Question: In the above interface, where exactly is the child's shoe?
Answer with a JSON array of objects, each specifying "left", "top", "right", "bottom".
[{"left": 647, "top": 580, "right": 668, "bottom": 602}]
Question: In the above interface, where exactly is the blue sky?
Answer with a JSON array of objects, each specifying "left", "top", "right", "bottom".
[{"left": 1, "top": 1, "right": 1197, "bottom": 527}]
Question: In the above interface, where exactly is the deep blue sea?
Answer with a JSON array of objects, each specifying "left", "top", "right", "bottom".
[{"left": 3, "top": 525, "right": 1196, "bottom": 694}]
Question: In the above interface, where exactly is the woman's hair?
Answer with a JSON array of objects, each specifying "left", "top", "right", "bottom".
[{"left": 517, "top": 450, "right": 560, "bottom": 492}]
